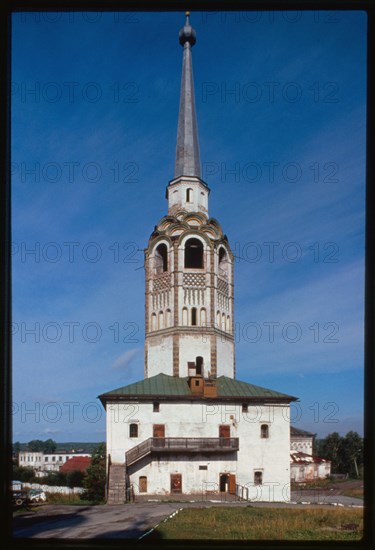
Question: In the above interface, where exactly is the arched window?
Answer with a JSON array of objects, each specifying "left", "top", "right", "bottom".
[
  {"left": 151, "top": 313, "right": 157, "bottom": 331},
  {"left": 216, "top": 311, "right": 221, "bottom": 328},
  {"left": 186, "top": 188, "right": 193, "bottom": 202},
  {"left": 166, "top": 309, "right": 172, "bottom": 327},
  {"left": 191, "top": 307, "right": 197, "bottom": 326},
  {"left": 200, "top": 308, "right": 206, "bottom": 326},
  {"left": 226, "top": 315, "right": 230, "bottom": 332},
  {"left": 129, "top": 423, "right": 138, "bottom": 438},
  {"left": 260, "top": 424, "right": 269, "bottom": 439},
  {"left": 182, "top": 307, "right": 188, "bottom": 326},
  {"left": 155, "top": 243, "right": 168, "bottom": 273},
  {"left": 158, "top": 311, "right": 164, "bottom": 330},
  {"left": 221, "top": 313, "right": 226, "bottom": 331},
  {"left": 195, "top": 356, "right": 203, "bottom": 375},
  {"left": 184, "top": 238, "right": 203, "bottom": 269}
]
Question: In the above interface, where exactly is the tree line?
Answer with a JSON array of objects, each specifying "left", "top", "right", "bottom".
[{"left": 314, "top": 431, "right": 363, "bottom": 478}]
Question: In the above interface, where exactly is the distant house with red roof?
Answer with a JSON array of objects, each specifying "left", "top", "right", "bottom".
[
  {"left": 290, "top": 451, "right": 331, "bottom": 482},
  {"left": 60, "top": 456, "right": 91, "bottom": 473}
]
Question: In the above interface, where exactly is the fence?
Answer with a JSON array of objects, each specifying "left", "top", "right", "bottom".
[{"left": 23, "top": 482, "right": 84, "bottom": 494}]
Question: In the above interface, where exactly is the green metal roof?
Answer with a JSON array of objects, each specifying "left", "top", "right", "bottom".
[
  {"left": 101, "top": 373, "right": 191, "bottom": 397},
  {"left": 99, "top": 373, "right": 297, "bottom": 402},
  {"left": 216, "top": 377, "right": 295, "bottom": 399}
]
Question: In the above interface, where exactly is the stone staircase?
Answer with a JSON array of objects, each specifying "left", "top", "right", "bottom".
[{"left": 107, "top": 463, "right": 126, "bottom": 504}]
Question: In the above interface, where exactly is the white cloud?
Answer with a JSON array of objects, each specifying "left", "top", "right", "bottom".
[{"left": 111, "top": 348, "right": 141, "bottom": 370}]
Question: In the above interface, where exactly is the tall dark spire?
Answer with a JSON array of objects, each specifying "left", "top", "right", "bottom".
[{"left": 174, "top": 12, "right": 201, "bottom": 179}]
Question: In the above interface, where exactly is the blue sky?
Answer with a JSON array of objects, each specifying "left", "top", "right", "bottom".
[{"left": 11, "top": 10, "right": 366, "bottom": 442}]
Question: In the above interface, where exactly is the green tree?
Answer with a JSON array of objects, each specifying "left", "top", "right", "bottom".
[
  {"left": 81, "top": 443, "right": 106, "bottom": 503},
  {"left": 318, "top": 432, "right": 343, "bottom": 473},
  {"left": 12, "top": 465, "right": 35, "bottom": 482},
  {"left": 341, "top": 431, "right": 363, "bottom": 478},
  {"left": 66, "top": 470, "right": 85, "bottom": 488},
  {"left": 43, "top": 438, "right": 57, "bottom": 453},
  {"left": 13, "top": 441, "right": 21, "bottom": 456},
  {"left": 27, "top": 439, "right": 45, "bottom": 452}
]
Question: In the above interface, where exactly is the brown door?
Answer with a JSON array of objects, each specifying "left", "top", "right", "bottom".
[
  {"left": 170, "top": 473, "right": 182, "bottom": 493},
  {"left": 219, "top": 425, "right": 230, "bottom": 438},
  {"left": 139, "top": 476, "right": 147, "bottom": 493},
  {"left": 153, "top": 424, "right": 165, "bottom": 438},
  {"left": 228, "top": 474, "right": 236, "bottom": 494}
]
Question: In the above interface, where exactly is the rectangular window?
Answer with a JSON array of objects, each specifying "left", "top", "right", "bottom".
[
  {"left": 242, "top": 404, "right": 248, "bottom": 413},
  {"left": 45, "top": 457, "right": 48, "bottom": 462},
  {"left": 153, "top": 402, "right": 160, "bottom": 412},
  {"left": 59, "top": 456, "right": 62, "bottom": 461},
  {"left": 52, "top": 456, "right": 56, "bottom": 461},
  {"left": 254, "top": 471, "right": 263, "bottom": 485},
  {"left": 199, "top": 465, "right": 208, "bottom": 470}
]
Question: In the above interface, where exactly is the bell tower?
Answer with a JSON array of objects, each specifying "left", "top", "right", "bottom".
[{"left": 144, "top": 13, "right": 235, "bottom": 379}]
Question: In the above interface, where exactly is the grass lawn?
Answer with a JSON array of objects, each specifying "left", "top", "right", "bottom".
[{"left": 151, "top": 507, "right": 363, "bottom": 540}]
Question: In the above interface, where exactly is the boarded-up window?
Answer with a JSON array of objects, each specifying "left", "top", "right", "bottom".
[
  {"left": 171, "top": 473, "right": 182, "bottom": 493},
  {"left": 153, "top": 424, "right": 165, "bottom": 438},
  {"left": 219, "top": 425, "right": 230, "bottom": 438}
]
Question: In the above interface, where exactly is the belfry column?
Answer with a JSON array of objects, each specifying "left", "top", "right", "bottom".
[{"left": 144, "top": 13, "right": 235, "bottom": 381}]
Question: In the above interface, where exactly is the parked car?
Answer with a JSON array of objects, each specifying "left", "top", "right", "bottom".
[
  {"left": 28, "top": 489, "right": 47, "bottom": 503},
  {"left": 12, "top": 491, "right": 29, "bottom": 507}
]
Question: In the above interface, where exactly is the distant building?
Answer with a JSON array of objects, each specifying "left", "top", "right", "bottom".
[
  {"left": 18, "top": 451, "right": 91, "bottom": 473},
  {"left": 290, "top": 427, "right": 331, "bottom": 481},
  {"left": 290, "top": 451, "right": 331, "bottom": 482},
  {"left": 290, "top": 426, "right": 315, "bottom": 455},
  {"left": 60, "top": 456, "right": 91, "bottom": 474}
]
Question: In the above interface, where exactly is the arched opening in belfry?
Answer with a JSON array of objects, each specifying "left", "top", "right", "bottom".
[
  {"left": 155, "top": 243, "right": 168, "bottom": 273},
  {"left": 184, "top": 238, "right": 203, "bottom": 269},
  {"left": 218, "top": 247, "right": 228, "bottom": 277}
]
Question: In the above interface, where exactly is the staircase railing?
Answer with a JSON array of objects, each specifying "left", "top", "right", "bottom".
[
  {"left": 235, "top": 483, "right": 249, "bottom": 501},
  {"left": 105, "top": 453, "right": 111, "bottom": 502},
  {"left": 126, "top": 437, "right": 239, "bottom": 466},
  {"left": 126, "top": 438, "right": 153, "bottom": 466}
]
